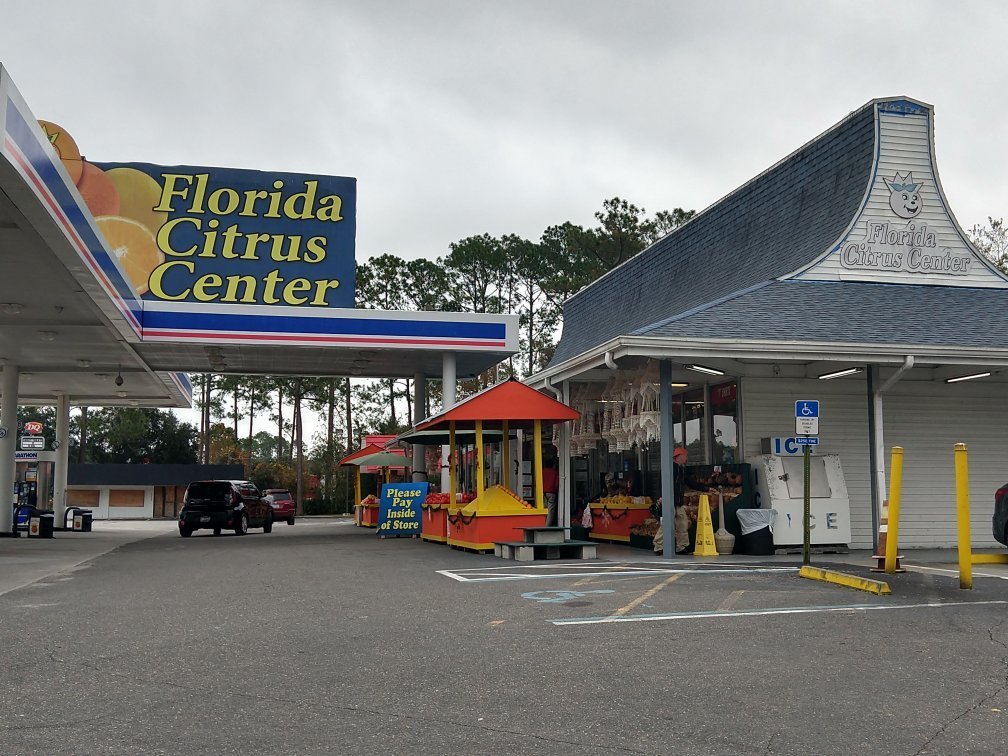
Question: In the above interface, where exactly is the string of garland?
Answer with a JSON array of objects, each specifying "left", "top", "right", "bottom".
[
  {"left": 589, "top": 505, "right": 629, "bottom": 520},
  {"left": 447, "top": 511, "right": 477, "bottom": 526}
]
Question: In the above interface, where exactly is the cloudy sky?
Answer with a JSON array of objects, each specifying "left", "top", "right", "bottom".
[
  {"left": 4, "top": 1, "right": 1007, "bottom": 440},
  {"left": 4, "top": 1, "right": 1008, "bottom": 264}
]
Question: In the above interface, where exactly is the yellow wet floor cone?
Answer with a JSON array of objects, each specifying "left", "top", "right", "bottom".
[{"left": 694, "top": 494, "right": 719, "bottom": 557}]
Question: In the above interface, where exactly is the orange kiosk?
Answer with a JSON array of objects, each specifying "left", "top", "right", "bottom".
[
  {"left": 409, "top": 379, "right": 579, "bottom": 552},
  {"left": 338, "top": 444, "right": 409, "bottom": 527}
]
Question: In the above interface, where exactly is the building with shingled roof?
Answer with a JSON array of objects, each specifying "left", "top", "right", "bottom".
[{"left": 531, "top": 97, "right": 1008, "bottom": 552}]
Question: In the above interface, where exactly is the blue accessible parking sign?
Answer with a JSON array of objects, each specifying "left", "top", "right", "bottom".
[{"left": 795, "top": 400, "right": 820, "bottom": 435}]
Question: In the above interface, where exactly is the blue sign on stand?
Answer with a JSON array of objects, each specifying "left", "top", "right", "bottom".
[
  {"left": 377, "top": 483, "right": 427, "bottom": 538},
  {"left": 794, "top": 437, "right": 819, "bottom": 445}
]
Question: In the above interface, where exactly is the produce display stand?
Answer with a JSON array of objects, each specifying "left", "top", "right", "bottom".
[
  {"left": 406, "top": 378, "right": 579, "bottom": 554},
  {"left": 337, "top": 445, "right": 409, "bottom": 528},
  {"left": 588, "top": 495, "right": 654, "bottom": 543},
  {"left": 391, "top": 428, "right": 499, "bottom": 544}
]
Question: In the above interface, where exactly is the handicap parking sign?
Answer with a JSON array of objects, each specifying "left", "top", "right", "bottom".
[{"left": 795, "top": 400, "right": 819, "bottom": 435}]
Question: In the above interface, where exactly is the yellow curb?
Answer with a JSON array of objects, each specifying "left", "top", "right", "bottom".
[
  {"left": 798, "top": 565, "right": 891, "bottom": 595},
  {"left": 971, "top": 553, "right": 1008, "bottom": 565}
]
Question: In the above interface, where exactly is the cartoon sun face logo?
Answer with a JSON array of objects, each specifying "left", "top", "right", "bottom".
[{"left": 883, "top": 172, "right": 923, "bottom": 219}]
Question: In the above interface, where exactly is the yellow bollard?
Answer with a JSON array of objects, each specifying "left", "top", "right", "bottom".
[
  {"left": 954, "top": 442, "right": 972, "bottom": 590},
  {"left": 884, "top": 447, "right": 904, "bottom": 574}
]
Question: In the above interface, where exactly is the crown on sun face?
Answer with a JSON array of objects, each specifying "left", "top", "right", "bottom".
[{"left": 884, "top": 171, "right": 920, "bottom": 193}]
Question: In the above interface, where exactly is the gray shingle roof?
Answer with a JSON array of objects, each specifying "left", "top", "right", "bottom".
[
  {"left": 550, "top": 102, "right": 877, "bottom": 366},
  {"left": 638, "top": 280, "right": 1008, "bottom": 349}
]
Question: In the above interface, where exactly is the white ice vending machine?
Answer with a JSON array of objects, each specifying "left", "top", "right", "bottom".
[{"left": 747, "top": 454, "right": 851, "bottom": 548}]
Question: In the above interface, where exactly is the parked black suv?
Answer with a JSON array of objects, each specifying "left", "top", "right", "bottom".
[{"left": 179, "top": 480, "right": 273, "bottom": 537}]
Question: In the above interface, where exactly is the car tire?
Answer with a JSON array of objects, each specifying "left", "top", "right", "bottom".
[
  {"left": 235, "top": 513, "right": 248, "bottom": 536},
  {"left": 263, "top": 515, "right": 273, "bottom": 534},
  {"left": 287, "top": 517, "right": 295, "bottom": 526},
  {"left": 179, "top": 526, "right": 192, "bottom": 538},
  {"left": 213, "top": 528, "right": 221, "bottom": 536}
]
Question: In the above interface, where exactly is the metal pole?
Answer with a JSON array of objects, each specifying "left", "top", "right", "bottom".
[
  {"left": 53, "top": 392, "right": 70, "bottom": 527},
  {"left": 0, "top": 364, "right": 19, "bottom": 534},
  {"left": 440, "top": 352, "right": 456, "bottom": 492},
  {"left": 866, "top": 365, "right": 880, "bottom": 552},
  {"left": 475, "top": 420, "right": 485, "bottom": 499},
  {"left": 884, "top": 446, "right": 904, "bottom": 574},
  {"left": 533, "top": 419, "right": 544, "bottom": 510},
  {"left": 659, "top": 361, "right": 675, "bottom": 559},
  {"left": 803, "top": 443, "right": 811, "bottom": 566},
  {"left": 954, "top": 443, "right": 972, "bottom": 590},
  {"left": 412, "top": 372, "right": 426, "bottom": 483}
]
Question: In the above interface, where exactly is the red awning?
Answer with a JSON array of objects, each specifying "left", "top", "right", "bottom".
[
  {"left": 416, "top": 378, "right": 579, "bottom": 432},
  {"left": 337, "top": 443, "right": 385, "bottom": 467}
]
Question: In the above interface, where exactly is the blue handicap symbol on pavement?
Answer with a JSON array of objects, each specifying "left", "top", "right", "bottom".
[{"left": 521, "top": 589, "right": 615, "bottom": 604}]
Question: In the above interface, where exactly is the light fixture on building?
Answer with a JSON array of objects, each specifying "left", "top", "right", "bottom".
[
  {"left": 944, "top": 371, "right": 992, "bottom": 384},
  {"left": 37, "top": 330, "right": 56, "bottom": 342},
  {"left": 115, "top": 367, "right": 124, "bottom": 386},
  {"left": 0, "top": 303, "right": 22, "bottom": 315},
  {"left": 818, "top": 367, "right": 862, "bottom": 380},
  {"left": 685, "top": 364, "right": 724, "bottom": 376},
  {"left": 76, "top": 359, "right": 91, "bottom": 368},
  {"left": 669, "top": 382, "right": 689, "bottom": 388},
  {"left": 117, "top": 390, "right": 127, "bottom": 398}
]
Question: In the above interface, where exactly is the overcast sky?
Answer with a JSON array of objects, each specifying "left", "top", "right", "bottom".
[
  {"left": 4, "top": 1, "right": 1007, "bottom": 440},
  {"left": 5, "top": 1, "right": 1008, "bottom": 262}
]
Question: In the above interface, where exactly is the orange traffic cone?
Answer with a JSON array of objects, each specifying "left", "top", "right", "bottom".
[{"left": 870, "top": 500, "right": 904, "bottom": 572}]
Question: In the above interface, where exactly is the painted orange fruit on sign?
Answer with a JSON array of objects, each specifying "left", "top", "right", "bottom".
[
  {"left": 95, "top": 216, "right": 164, "bottom": 295},
  {"left": 76, "top": 161, "right": 121, "bottom": 217},
  {"left": 104, "top": 167, "right": 168, "bottom": 234},
  {"left": 37, "top": 120, "right": 84, "bottom": 185}
]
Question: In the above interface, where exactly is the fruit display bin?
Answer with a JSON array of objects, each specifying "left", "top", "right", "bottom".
[
  {"left": 446, "top": 485, "right": 547, "bottom": 552},
  {"left": 588, "top": 496, "right": 654, "bottom": 543},
  {"left": 359, "top": 496, "right": 380, "bottom": 528}
]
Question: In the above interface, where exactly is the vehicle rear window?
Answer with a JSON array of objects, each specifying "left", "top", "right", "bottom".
[
  {"left": 186, "top": 482, "right": 232, "bottom": 500},
  {"left": 239, "top": 484, "right": 260, "bottom": 498},
  {"left": 270, "top": 491, "right": 292, "bottom": 501}
]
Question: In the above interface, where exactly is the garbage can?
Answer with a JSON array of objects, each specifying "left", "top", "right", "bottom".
[
  {"left": 28, "top": 510, "right": 55, "bottom": 539},
  {"left": 736, "top": 509, "right": 776, "bottom": 555},
  {"left": 76, "top": 509, "right": 93, "bottom": 532}
]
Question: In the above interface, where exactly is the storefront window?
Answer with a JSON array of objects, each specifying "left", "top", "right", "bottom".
[
  {"left": 711, "top": 381, "right": 739, "bottom": 464},
  {"left": 683, "top": 388, "right": 706, "bottom": 464}
]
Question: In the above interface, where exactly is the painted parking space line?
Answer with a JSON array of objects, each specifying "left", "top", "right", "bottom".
[
  {"left": 551, "top": 599, "right": 1008, "bottom": 626},
  {"left": 905, "top": 564, "right": 1008, "bottom": 581},
  {"left": 438, "top": 564, "right": 798, "bottom": 583},
  {"left": 609, "top": 574, "right": 682, "bottom": 618}
]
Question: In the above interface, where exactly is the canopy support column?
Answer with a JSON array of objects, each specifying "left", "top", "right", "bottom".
[
  {"left": 659, "top": 360, "right": 675, "bottom": 559},
  {"left": 559, "top": 380, "right": 571, "bottom": 528},
  {"left": 0, "top": 363, "right": 17, "bottom": 534},
  {"left": 440, "top": 352, "right": 456, "bottom": 492},
  {"left": 412, "top": 372, "right": 426, "bottom": 483},
  {"left": 53, "top": 392, "right": 70, "bottom": 527}
]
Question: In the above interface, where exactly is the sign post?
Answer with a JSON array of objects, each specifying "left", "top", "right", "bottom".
[{"left": 795, "top": 400, "right": 820, "bottom": 566}]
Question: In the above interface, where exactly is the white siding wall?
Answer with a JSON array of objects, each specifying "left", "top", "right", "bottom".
[{"left": 742, "top": 377, "right": 1008, "bottom": 549}]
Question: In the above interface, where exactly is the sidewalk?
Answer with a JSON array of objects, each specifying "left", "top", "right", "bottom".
[{"left": 0, "top": 520, "right": 176, "bottom": 597}]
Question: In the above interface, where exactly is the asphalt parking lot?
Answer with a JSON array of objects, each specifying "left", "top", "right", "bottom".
[{"left": 2, "top": 520, "right": 1007, "bottom": 755}]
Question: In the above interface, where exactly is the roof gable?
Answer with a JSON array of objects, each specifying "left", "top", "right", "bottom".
[
  {"left": 793, "top": 99, "right": 1008, "bottom": 288},
  {"left": 417, "top": 378, "right": 578, "bottom": 430}
]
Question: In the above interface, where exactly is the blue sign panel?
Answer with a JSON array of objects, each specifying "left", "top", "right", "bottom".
[
  {"left": 793, "top": 437, "right": 819, "bottom": 445},
  {"left": 795, "top": 400, "right": 819, "bottom": 418},
  {"left": 94, "top": 162, "right": 357, "bottom": 308},
  {"left": 377, "top": 483, "right": 427, "bottom": 537}
]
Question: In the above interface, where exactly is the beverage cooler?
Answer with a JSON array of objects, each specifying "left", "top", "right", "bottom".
[{"left": 747, "top": 454, "right": 851, "bottom": 548}]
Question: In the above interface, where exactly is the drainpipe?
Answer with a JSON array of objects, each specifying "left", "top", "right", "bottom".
[
  {"left": 869, "top": 355, "right": 914, "bottom": 549},
  {"left": 604, "top": 351, "right": 618, "bottom": 370},
  {"left": 543, "top": 374, "right": 562, "bottom": 399}
]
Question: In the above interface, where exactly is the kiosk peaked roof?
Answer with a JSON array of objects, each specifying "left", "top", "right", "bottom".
[
  {"left": 338, "top": 443, "right": 385, "bottom": 467},
  {"left": 417, "top": 378, "right": 579, "bottom": 430}
]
